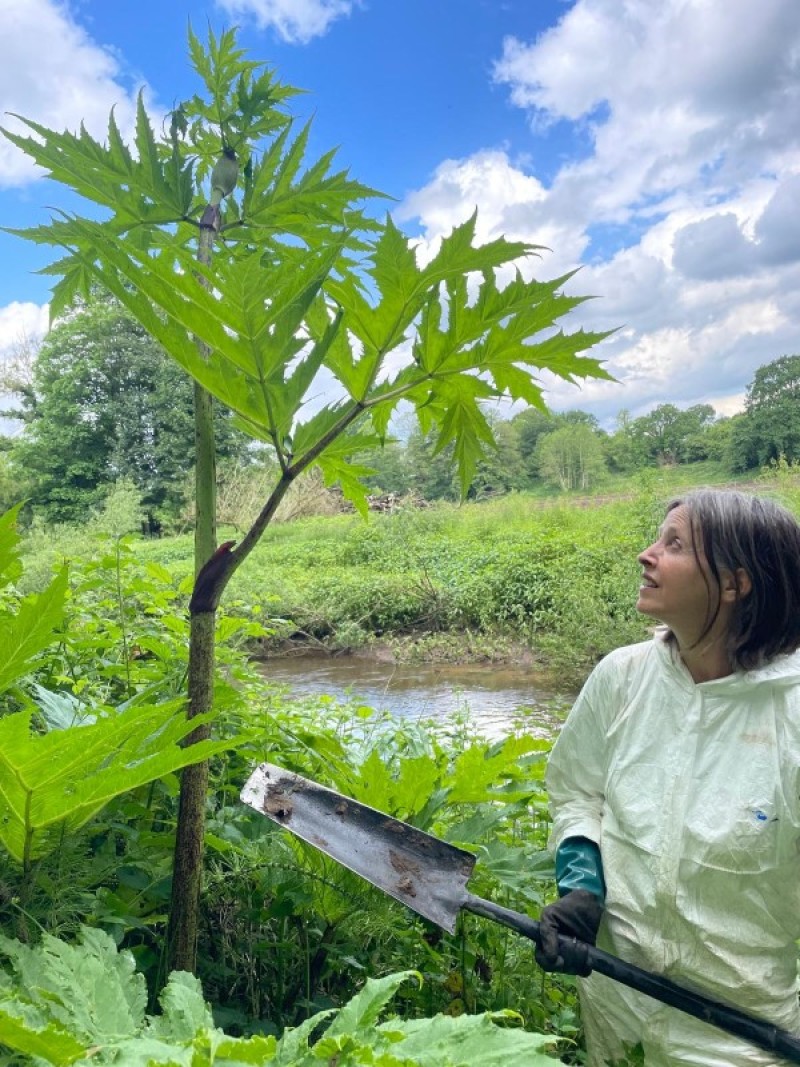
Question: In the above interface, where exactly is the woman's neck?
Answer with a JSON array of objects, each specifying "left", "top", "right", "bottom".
[{"left": 676, "top": 632, "right": 734, "bottom": 683}]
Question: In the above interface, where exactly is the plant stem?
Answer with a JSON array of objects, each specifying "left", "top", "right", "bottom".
[
  {"left": 114, "top": 537, "right": 132, "bottom": 697},
  {"left": 167, "top": 217, "right": 218, "bottom": 975}
]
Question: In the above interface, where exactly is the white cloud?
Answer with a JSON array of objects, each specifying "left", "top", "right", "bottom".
[
  {"left": 397, "top": 149, "right": 585, "bottom": 275},
  {"left": 398, "top": 0, "right": 800, "bottom": 427},
  {"left": 214, "top": 0, "right": 357, "bottom": 43},
  {"left": 0, "top": 0, "right": 146, "bottom": 187},
  {"left": 0, "top": 301, "right": 48, "bottom": 354},
  {"left": 0, "top": 301, "right": 48, "bottom": 435}
]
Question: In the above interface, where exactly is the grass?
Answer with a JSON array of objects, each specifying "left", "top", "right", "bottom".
[{"left": 19, "top": 460, "right": 800, "bottom": 685}]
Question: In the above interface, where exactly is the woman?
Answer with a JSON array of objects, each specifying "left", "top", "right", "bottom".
[{"left": 537, "top": 490, "right": 800, "bottom": 1066}]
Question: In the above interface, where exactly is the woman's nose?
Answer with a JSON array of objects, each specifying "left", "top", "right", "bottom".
[{"left": 638, "top": 542, "right": 658, "bottom": 565}]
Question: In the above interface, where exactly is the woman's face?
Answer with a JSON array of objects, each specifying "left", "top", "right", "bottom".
[{"left": 636, "top": 506, "right": 718, "bottom": 643}]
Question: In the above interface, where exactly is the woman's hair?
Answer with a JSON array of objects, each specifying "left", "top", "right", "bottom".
[{"left": 665, "top": 489, "right": 800, "bottom": 669}]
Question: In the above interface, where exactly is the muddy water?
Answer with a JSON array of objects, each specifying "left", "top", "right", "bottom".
[{"left": 259, "top": 654, "right": 575, "bottom": 740}]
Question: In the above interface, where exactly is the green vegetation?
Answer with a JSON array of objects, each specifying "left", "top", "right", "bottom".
[
  {"left": 129, "top": 461, "right": 791, "bottom": 683},
  {"left": 0, "top": 508, "right": 576, "bottom": 1062},
  {"left": 3, "top": 302, "right": 249, "bottom": 529},
  {"left": 0, "top": 935, "right": 560, "bottom": 1066},
  {"left": 2, "top": 457, "right": 799, "bottom": 1064},
  {"left": 6, "top": 349, "right": 799, "bottom": 518},
  {"left": 728, "top": 354, "right": 800, "bottom": 471}
]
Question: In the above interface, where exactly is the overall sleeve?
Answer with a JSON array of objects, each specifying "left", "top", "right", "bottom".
[{"left": 546, "top": 655, "right": 616, "bottom": 853}]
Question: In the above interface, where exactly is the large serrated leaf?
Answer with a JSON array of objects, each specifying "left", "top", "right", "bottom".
[
  {"left": 378, "top": 1010, "right": 560, "bottom": 1066},
  {"left": 0, "top": 503, "right": 23, "bottom": 588},
  {"left": 0, "top": 567, "right": 67, "bottom": 694},
  {"left": 0, "top": 703, "right": 241, "bottom": 863},
  {"left": 326, "top": 970, "right": 420, "bottom": 1038}
]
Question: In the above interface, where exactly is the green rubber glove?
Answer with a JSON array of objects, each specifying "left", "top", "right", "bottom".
[{"left": 555, "top": 836, "right": 605, "bottom": 902}]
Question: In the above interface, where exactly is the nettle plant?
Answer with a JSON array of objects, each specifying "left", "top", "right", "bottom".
[{"left": 3, "top": 27, "right": 611, "bottom": 971}]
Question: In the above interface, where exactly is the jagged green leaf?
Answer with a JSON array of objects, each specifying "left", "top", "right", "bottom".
[
  {"left": 378, "top": 1009, "right": 560, "bottom": 1065},
  {"left": 0, "top": 567, "right": 67, "bottom": 694},
  {"left": 0, "top": 1002, "right": 85, "bottom": 1065},
  {"left": 149, "top": 971, "right": 214, "bottom": 1042},
  {"left": 0, "top": 503, "right": 23, "bottom": 588},
  {"left": 271, "top": 1005, "right": 335, "bottom": 1065},
  {"left": 317, "top": 450, "right": 377, "bottom": 518},
  {"left": 0, "top": 928, "right": 146, "bottom": 1048},
  {"left": 326, "top": 970, "right": 421, "bottom": 1038},
  {"left": 0, "top": 932, "right": 563, "bottom": 1065},
  {"left": 318, "top": 286, "right": 383, "bottom": 400},
  {"left": 428, "top": 377, "right": 498, "bottom": 496},
  {"left": 0, "top": 703, "right": 240, "bottom": 863},
  {"left": 421, "top": 211, "right": 535, "bottom": 290},
  {"left": 244, "top": 119, "right": 382, "bottom": 233},
  {"left": 328, "top": 218, "right": 425, "bottom": 355},
  {"left": 2, "top": 105, "right": 188, "bottom": 225}
]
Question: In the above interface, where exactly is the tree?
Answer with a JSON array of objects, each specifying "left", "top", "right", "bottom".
[
  {"left": 699, "top": 415, "right": 737, "bottom": 465},
  {"left": 603, "top": 409, "right": 645, "bottom": 473},
  {"left": 629, "top": 403, "right": 716, "bottom": 465},
  {"left": 559, "top": 408, "right": 601, "bottom": 430},
  {"left": 470, "top": 411, "right": 528, "bottom": 497},
  {"left": 4, "top": 27, "right": 611, "bottom": 973},
  {"left": 9, "top": 301, "right": 248, "bottom": 526},
  {"left": 404, "top": 427, "right": 460, "bottom": 501},
  {"left": 510, "top": 408, "right": 561, "bottom": 484},
  {"left": 729, "top": 355, "right": 800, "bottom": 470},
  {"left": 0, "top": 438, "right": 22, "bottom": 514},
  {"left": 401, "top": 409, "right": 528, "bottom": 500},
  {"left": 535, "top": 424, "right": 607, "bottom": 491}
]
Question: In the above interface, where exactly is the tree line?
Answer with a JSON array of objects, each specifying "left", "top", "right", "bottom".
[
  {"left": 2, "top": 303, "right": 799, "bottom": 525},
  {"left": 366, "top": 354, "right": 800, "bottom": 500}
]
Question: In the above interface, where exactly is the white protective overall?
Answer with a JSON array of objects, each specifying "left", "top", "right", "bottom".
[{"left": 547, "top": 632, "right": 800, "bottom": 1066}]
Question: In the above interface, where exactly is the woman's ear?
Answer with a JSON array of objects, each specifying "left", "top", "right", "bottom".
[{"left": 721, "top": 567, "right": 752, "bottom": 602}]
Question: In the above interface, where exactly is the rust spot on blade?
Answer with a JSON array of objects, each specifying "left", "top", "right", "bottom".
[
  {"left": 389, "top": 849, "right": 421, "bottom": 876},
  {"left": 335, "top": 801, "right": 348, "bottom": 816},
  {"left": 396, "top": 875, "right": 417, "bottom": 897},
  {"left": 382, "top": 819, "right": 406, "bottom": 834},
  {"left": 263, "top": 783, "right": 293, "bottom": 820}
]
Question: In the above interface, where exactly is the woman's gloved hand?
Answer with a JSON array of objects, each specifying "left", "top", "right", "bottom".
[{"left": 535, "top": 888, "right": 604, "bottom": 976}]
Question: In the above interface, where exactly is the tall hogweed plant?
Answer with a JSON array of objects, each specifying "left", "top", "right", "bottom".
[{"left": 3, "top": 25, "right": 610, "bottom": 981}]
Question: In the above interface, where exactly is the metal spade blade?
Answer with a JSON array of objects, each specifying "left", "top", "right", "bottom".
[{"left": 240, "top": 760, "right": 476, "bottom": 932}]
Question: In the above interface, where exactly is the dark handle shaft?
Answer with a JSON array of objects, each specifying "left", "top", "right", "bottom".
[{"left": 463, "top": 894, "right": 800, "bottom": 1063}]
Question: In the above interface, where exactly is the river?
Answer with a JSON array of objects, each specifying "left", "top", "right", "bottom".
[{"left": 259, "top": 654, "right": 575, "bottom": 740}]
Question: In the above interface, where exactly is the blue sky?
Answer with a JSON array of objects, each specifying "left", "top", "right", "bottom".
[{"left": 2, "top": 0, "right": 800, "bottom": 429}]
